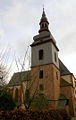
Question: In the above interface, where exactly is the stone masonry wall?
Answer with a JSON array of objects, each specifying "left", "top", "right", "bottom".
[
  {"left": 30, "top": 64, "right": 60, "bottom": 108},
  {"left": 60, "top": 86, "right": 76, "bottom": 116}
]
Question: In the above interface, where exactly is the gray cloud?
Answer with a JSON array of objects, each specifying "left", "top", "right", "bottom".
[{"left": 0, "top": 0, "right": 76, "bottom": 76}]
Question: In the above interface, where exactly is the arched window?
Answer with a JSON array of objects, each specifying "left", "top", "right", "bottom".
[
  {"left": 9, "top": 88, "right": 13, "bottom": 96},
  {"left": 15, "top": 88, "right": 18, "bottom": 102},
  {"left": 45, "top": 23, "right": 47, "bottom": 28},
  {"left": 41, "top": 23, "right": 44, "bottom": 28}
]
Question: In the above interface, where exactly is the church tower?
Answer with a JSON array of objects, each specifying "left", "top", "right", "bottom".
[{"left": 30, "top": 8, "right": 60, "bottom": 107}]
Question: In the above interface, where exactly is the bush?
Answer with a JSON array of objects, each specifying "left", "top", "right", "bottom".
[
  {"left": 0, "top": 89, "right": 16, "bottom": 111},
  {"left": 0, "top": 108, "right": 70, "bottom": 120},
  {"left": 31, "top": 94, "right": 50, "bottom": 110}
]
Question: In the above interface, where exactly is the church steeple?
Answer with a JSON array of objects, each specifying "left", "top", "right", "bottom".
[{"left": 39, "top": 8, "right": 49, "bottom": 33}]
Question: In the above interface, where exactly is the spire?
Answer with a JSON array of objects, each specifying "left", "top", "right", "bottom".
[
  {"left": 43, "top": 6, "right": 44, "bottom": 12},
  {"left": 39, "top": 8, "right": 49, "bottom": 33},
  {"left": 42, "top": 6, "right": 46, "bottom": 18}
]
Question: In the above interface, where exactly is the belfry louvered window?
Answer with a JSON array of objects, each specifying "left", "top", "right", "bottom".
[{"left": 39, "top": 49, "right": 43, "bottom": 60}]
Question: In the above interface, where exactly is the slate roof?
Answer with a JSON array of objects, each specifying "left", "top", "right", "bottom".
[
  {"left": 8, "top": 71, "right": 30, "bottom": 86},
  {"left": 59, "top": 59, "right": 71, "bottom": 76},
  {"left": 60, "top": 78, "right": 73, "bottom": 87}
]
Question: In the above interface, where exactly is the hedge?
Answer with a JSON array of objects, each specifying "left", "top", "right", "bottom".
[
  {"left": 0, "top": 89, "right": 16, "bottom": 111},
  {"left": 0, "top": 108, "right": 70, "bottom": 120}
]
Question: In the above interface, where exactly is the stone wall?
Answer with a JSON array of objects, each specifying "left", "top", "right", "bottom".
[
  {"left": 30, "top": 63, "right": 60, "bottom": 108},
  {"left": 60, "top": 86, "right": 76, "bottom": 116}
]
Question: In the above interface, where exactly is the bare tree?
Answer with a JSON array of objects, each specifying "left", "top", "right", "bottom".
[
  {"left": 0, "top": 62, "right": 7, "bottom": 86},
  {"left": 11, "top": 43, "right": 49, "bottom": 110},
  {"left": 0, "top": 46, "right": 14, "bottom": 87}
]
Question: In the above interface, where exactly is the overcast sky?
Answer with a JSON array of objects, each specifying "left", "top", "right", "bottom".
[{"left": 0, "top": 0, "right": 76, "bottom": 78}]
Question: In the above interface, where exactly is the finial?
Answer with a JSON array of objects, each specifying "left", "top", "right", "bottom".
[{"left": 43, "top": 4, "right": 44, "bottom": 11}]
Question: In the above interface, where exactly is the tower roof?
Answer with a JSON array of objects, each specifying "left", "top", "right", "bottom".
[
  {"left": 39, "top": 8, "right": 49, "bottom": 25},
  {"left": 31, "top": 9, "right": 59, "bottom": 51},
  {"left": 39, "top": 8, "right": 49, "bottom": 33}
]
